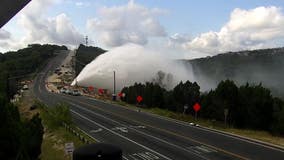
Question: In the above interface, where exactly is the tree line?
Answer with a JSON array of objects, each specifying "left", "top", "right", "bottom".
[
  {"left": 0, "top": 44, "right": 67, "bottom": 159},
  {"left": 121, "top": 78, "right": 284, "bottom": 135}
]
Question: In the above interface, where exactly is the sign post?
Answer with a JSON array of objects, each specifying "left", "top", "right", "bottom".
[
  {"left": 113, "top": 71, "right": 116, "bottom": 101},
  {"left": 183, "top": 105, "right": 188, "bottom": 115},
  {"left": 224, "top": 108, "right": 229, "bottom": 127},
  {"left": 193, "top": 103, "right": 201, "bottom": 120},
  {"left": 136, "top": 96, "right": 143, "bottom": 112},
  {"left": 65, "top": 142, "right": 74, "bottom": 160}
]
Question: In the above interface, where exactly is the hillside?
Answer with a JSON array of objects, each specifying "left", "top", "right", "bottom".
[
  {"left": 75, "top": 44, "right": 106, "bottom": 76},
  {"left": 186, "top": 47, "right": 284, "bottom": 97},
  {"left": 0, "top": 44, "right": 67, "bottom": 98},
  {"left": 0, "top": 44, "right": 67, "bottom": 159}
]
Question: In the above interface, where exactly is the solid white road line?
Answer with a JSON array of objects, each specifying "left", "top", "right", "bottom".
[
  {"left": 70, "top": 109, "right": 172, "bottom": 160},
  {"left": 84, "top": 96, "right": 284, "bottom": 152},
  {"left": 69, "top": 102, "right": 209, "bottom": 160}
]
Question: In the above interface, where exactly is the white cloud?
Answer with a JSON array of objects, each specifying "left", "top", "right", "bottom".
[
  {"left": 75, "top": 2, "right": 83, "bottom": 6},
  {"left": 87, "top": 0, "right": 167, "bottom": 47},
  {"left": 168, "top": 33, "right": 191, "bottom": 48},
  {"left": 0, "top": 29, "right": 11, "bottom": 39},
  {"left": 19, "top": 12, "right": 84, "bottom": 46},
  {"left": 75, "top": 2, "right": 90, "bottom": 7},
  {"left": 177, "top": 6, "right": 284, "bottom": 55},
  {"left": 0, "top": 0, "right": 84, "bottom": 52},
  {"left": 0, "top": 29, "right": 12, "bottom": 52}
]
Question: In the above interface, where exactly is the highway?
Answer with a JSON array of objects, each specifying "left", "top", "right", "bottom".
[{"left": 33, "top": 51, "right": 284, "bottom": 160}]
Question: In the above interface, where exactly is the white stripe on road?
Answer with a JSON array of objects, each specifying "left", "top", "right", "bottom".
[
  {"left": 70, "top": 109, "right": 172, "bottom": 160},
  {"left": 69, "top": 102, "right": 209, "bottom": 160},
  {"left": 85, "top": 96, "right": 284, "bottom": 153}
]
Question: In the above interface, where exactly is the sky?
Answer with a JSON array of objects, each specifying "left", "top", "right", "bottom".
[{"left": 1, "top": 0, "right": 284, "bottom": 59}]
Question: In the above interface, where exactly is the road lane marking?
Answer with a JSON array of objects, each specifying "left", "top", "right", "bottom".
[
  {"left": 70, "top": 109, "right": 172, "bottom": 160},
  {"left": 125, "top": 152, "right": 160, "bottom": 160},
  {"left": 69, "top": 102, "right": 210, "bottom": 160},
  {"left": 84, "top": 96, "right": 284, "bottom": 153},
  {"left": 129, "top": 125, "right": 146, "bottom": 129},
  {"left": 187, "top": 145, "right": 217, "bottom": 155},
  {"left": 112, "top": 127, "right": 128, "bottom": 133},
  {"left": 123, "top": 156, "right": 130, "bottom": 160},
  {"left": 196, "top": 145, "right": 217, "bottom": 153},
  {"left": 129, "top": 154, "right": 140, "bottom": 160},
  {"left": 74, "top": 126, "right": 101, "bottom": 142},
  {"left": 66, "top": 99, "right": 249, "bottom": 160},
  {"left": 186, "top": 147, "right": 202, "bottom": 154},
  {"left": 90, "top": 128, "right": 103, "bottom": 133}
]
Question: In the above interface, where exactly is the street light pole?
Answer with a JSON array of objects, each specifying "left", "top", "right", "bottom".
[
  {"left": 113, "top": 71, "right": 116, "bottom": 101},
  {"left": 114, "top": 71, "right": 116, "bottom": 94}
]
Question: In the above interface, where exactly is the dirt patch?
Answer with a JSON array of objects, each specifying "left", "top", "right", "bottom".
[
  {"left": 17, "top": 85, "right": 39, "bottom": 120},
  {"left": 47, "top": 50, "right": 76, "bottom": 93}
]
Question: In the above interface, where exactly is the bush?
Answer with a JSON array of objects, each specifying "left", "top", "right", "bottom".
[
  {"left": 121, "top": 79, "right": 284, "bottom": 135},
  {"left": 40, "top": 103, "right": 72, "bottom": 130}
]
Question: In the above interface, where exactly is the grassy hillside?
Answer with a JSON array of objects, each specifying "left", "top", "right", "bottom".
[
  {"left": 187, "top": 47, "right": 284, "bottom": 97},
  {"left": 0, "top": 44, "right": 67, "bottom": 160},
  {"left": 75, "top": 44, "right": 106, "bottom": 76}
]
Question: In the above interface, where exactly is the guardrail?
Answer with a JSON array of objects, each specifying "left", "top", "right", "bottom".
[{"left": 62, "top": 122, "right": 95, "bottom": 144}]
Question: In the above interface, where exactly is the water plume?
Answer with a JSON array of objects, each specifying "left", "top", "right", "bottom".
[{"left": 72, "top": 43, "right": 195, "bottom": 91}]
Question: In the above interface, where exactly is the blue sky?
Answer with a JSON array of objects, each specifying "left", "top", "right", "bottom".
[
  {"left": 1, "top": 0, "right": 284, "bottom": 58},
  {"left": 44, "top": 0, "right": 284, "bottom": 35}
]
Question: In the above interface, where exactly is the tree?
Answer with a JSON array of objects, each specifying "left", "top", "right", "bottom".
[
  {"left": 238, "top": 83, "right": 274, "bottom": 130},
  {"left": 173, "top": 81, "right": 200, "bottom": 113},
  {"left": 271, "top": 97, "right": 284, "bottom": 135},
  {"left": 24, "top": 114, "right": 44, "bottom": 160}
]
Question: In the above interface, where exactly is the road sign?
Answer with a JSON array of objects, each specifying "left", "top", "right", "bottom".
[
  {"left": 98, "top": 88, "right": 104, "bottom": 94},
  {"left": 184, "top": 105, "right": 188, "bottom": 110},
  {"left": 193, "top": 103, "right": 201, "bottom": 112},
  {"left": 65, "top": 142, "right": 74, "bottom": 155},
  {"left": 88, "top": 86, "right": 94, "bottom": 92},
  {"left": 137, "top": 96, "right": 143, "bottom": 103},
  {"left": 118, "top": 92, "right": 123, "bottom": 97}
]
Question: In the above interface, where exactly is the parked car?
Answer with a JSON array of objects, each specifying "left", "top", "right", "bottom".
[
  {"left": 23, "top": 85, "right": 28, "bottom": 90},
  {"left": 60, "top": 88, "right": 67, "bottom": 94},
  {"left": 72, "top": 90, "right": 81, "bottom": 96},
  {"left": 65, "top": 89, "right": 72, "bottom": 95}
]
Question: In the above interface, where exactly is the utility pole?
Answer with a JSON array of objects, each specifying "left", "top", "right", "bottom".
[
  {"left": 85, "top": 36, "right": 88, "bottom": 46},
  {"left": 73, "top": 50, "right": 76, "bottom": 78},
  {"left": 113, "top": 71, "right": 116, "bottom": 101}
]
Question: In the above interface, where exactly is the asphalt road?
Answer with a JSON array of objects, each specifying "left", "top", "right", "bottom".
[{"left": 33, "top": 51, "right": 284, "bottom": 160}]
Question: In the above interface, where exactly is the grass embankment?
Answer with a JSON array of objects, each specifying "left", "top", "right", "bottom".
[
  {"left": 17, "top": 89, "right": 95, "bottom": 160},
  {"left": 113, "top": 100, "right": 284, "bottom": 148},
  {"left": 36, "top": 101, "right": 95, "bottom": 160}
]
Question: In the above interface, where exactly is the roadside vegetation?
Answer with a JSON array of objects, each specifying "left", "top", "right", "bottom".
[
  {"left": 35, "top": 101, "right": 94, "bottom": 160},
  {"left": 37, "top": 102, "right": 72, "bottom": 130},
  {"left": 116, "top": 98, "right": 284, "bottom": 147},
  {"left": 121, "top": 75, "right": 284, "bottom": 137},
  {"left": 0, "top": 44, "right": 67, "bottom": 98},
  {"left": 0, "top": 44, "right": 67, "bottom": 160},
  {"left": 0, "top": 44, "right": 94, "bottom": 160}
]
